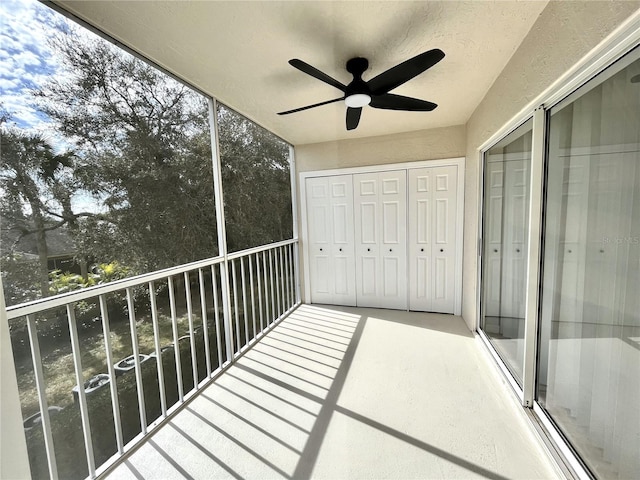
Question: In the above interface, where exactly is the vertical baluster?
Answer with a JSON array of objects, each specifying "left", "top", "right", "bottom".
[
  {"left": 291, "top": 243, "right": 300, "bottom": 305},
  {"left": 281, "top": 246, "right": 287, "bottom": 313},
  {"left": 168, "top": 276, "right": 184, "bottom": 401},
  {"left": 231, "top": 259, "right": 240, "bottom": 354},
  {"left": 126, "top": 288, "right": 147, "bottom": 433},
  {"left": 284, "top": 244, "right": 291, "bottom": 311},
  {"left": 257, "top": 253, "right": 264, "bottom": 333},
  {"left": 240, "top": 256, "right": 249, "bottom": 347},
  {"left": 275, "top": 247, "right": 281, "bottom": 318},
  {"left": 273, "top": 247, "right": 284, "bottom": 318},
  {"left": 294, "top": 241, "right": 301, "bottom": 304},
  {"left": 99, "top": 296, "right": 125, "bottom": 450},
  {"left": 289, "top": 243, "right": 295, "bottom": 308},
  {"left": 249, "top": 254, "right": 257, "bottom": 341},
  {"left": 211, "top": 265, "right": 224, "bottom": 370},
  {"left": 148, "top": 283, "right": 167, "bottom": 418},
  {"left": 262, "top": 250, "right": 269, "bottom": 329},
  {"left": 26, "top": 315, "right": 58, "bottom": 479},
  {"left": 280, "top": 246, "right": 286, "bottom": 315},
  {"left": 269, "top": 248, "right": 276, "bottom": 325},
  {"left": 67, "top": 304, "right": 96, "bottom": 476},
  {"left": 184, "top": 272, "right": 198, "bottom": 391},
  {"left": 220, "top": 262, "right": 234, "bottom": 364},
  {"left": 198, "top": 269, "right": 212, "bottom": 378}
]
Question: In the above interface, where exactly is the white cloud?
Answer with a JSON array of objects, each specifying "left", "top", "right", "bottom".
[
  {"left": 0, "top": 0, "right": 64, "bottom": 131},
  {"left": 0, "top": 78, "right": 19, "bottom": 90}
]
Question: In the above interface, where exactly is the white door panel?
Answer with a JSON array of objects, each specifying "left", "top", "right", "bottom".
[
  {"left": 409, "top": 165, "right": 457, "bottom": 313},
  {"left": 305, "top": 175, "right": 356, "bottom": 306},
  {"left": 354, "top": 170, "right": 407, "bottom": 309}
]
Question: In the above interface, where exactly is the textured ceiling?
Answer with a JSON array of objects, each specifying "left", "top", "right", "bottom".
[{"left": 57, "top": 1, "right": 547, "bottom": 145}]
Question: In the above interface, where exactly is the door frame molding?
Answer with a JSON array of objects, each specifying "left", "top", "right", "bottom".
[{"left": 300, "top": 157, "right": 465, "bottom": 315}]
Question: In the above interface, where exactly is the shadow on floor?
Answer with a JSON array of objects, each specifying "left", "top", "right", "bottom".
[{"left": 110, "top": 305, "right": 523, "bottom": 480}]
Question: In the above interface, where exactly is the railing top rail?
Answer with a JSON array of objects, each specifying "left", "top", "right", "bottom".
[
  {"left": 226, "top": 238, "right": 297, "bottom": 261},
  {"left": 6, "top": 239, "right": 298, "bottom": 320}
]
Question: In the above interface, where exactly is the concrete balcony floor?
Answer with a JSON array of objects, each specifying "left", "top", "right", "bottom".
[{"left": 106, "top": 304, "right": 558, "bottom": 480}]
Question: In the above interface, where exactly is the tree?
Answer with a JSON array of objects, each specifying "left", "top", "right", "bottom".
[
  {"left": 218, "top": 105, "right": 293, "bottom": 251},
  {"left": 35, "top": 29, "right": 218, "bottom": 274},
  {"left": 0, "top": 127, "right": 77, "bottom": 297}
]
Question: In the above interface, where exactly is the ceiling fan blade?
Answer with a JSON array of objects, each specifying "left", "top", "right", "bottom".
[
  {"left": 289, "top": 59, "right": 347, "bottom": 92},
  {"left": 346, "top": 107, "right": 362, "bottom": 130},
  {"left": 368, "top": 49, "right": 445, "bottom": 95},
  {"left": 278, "top": 97, "right": 344, "bottom": 115},
  {"left": 370, "top": 93, "right": 437, "bottom": 111}
]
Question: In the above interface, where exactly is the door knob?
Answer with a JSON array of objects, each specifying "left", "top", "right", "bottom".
[
  {"left": 320, "top": 248, "right": 323, "bottom": 251},
  {"left": 339, "top": 248, "right": 342, "bottom": 252},
  {"left": 420, "top": 248, "right": 424, "bottom": 252},
  {"left": 440, "top": 249, "right": 444, "bottom": 252},
  {"left": 516, "top": 249, "right": 520, "bottom": 253},
  {"left": 493, "top": 249, "right": 498, "bottom": 253},
  {"left": 367, "top": 248, "right": 371, "bottom": 252}
]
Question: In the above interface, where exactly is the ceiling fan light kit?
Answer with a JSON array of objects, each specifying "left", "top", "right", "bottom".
[
  {"left": 278, "top": 49, "right": 445, "bottom": 131},
  {"left": 344, "top": 94, "right": 371, "bottom": 108}
]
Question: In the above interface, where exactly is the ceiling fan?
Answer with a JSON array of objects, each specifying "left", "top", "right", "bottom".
[{"left": 277, "top": 49, "right": 445, "bottom": 131}]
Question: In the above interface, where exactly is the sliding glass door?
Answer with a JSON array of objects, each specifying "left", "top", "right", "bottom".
[
  {"left": 480, "top": 119, "right": 533, "bottom": 386},
  {"left": 479, "top": 44, "right": 639, "bottom": 480},
  {"left": 537, "top": 50, "right": 640, "bottom": 479}
]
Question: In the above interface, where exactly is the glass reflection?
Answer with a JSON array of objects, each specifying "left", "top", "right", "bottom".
[
  {"left": 480, "top": 120, "right": 533, "bottom": 385},
  {"left": 537, "top": 52, "right": 640, "bottom": 479}
]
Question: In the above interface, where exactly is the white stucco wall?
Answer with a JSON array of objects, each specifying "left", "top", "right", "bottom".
[
  {"left": 462, "top": 0, "right": 640, "bottom": 331},
  {"left": 295, "top": 125, "right": 466, "bottom": 173}
]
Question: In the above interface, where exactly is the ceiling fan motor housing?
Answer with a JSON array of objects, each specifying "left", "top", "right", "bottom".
[
  {"left": 344, "top": 57, "right": 372, "bottom": 108},
  {"left": 345, "top": 57, "right": 371, "bottom": 96}
]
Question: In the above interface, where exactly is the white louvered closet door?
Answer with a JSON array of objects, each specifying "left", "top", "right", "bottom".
[
  {"left": 353, "top": 170, "right": 407, "bottom": 310},
  {"left": 305, "top": 175, "right": 356, "bottom": 306},
  {"left": 408, "top": 166, "right": 458, "bottom": 313}
]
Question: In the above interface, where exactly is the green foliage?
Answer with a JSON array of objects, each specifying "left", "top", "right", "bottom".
[
  {"left": 48, "top": 269, "right": 92, "bottom": 295},
  {"left": 0, "top": 253, "right": 41, "bottom": 305},
  {"left": 218, "top": 105, "right": 293, "bottom": 251},
  {"left": 47, "top": 262, "right": 130, "bottom": 296},
  {"left": 93, "top": 261, "right": 131, "bottom": 284}
]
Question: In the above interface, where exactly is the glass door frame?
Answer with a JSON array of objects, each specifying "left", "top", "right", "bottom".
[
  {"left": 475, "top": 11, "right": 640, "bottom": 479},
  {"left": 477, "top": 107, "right": 544, "bottom": 407}
]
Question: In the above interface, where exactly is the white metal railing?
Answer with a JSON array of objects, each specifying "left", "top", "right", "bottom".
[{"left": 8, "top": 239, "right": 300, "bottom": 480}]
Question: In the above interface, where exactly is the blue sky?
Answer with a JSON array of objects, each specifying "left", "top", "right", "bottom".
[{"left": 0, "top": 0, "right": 65, "bottom": 131}]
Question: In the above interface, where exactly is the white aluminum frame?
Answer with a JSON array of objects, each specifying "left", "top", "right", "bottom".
[
  {"left": 522, "top": 107, "right": 546, "bottom": 407},
  {"left": 299, "top": 157, "right": 465, "bottom": 315}
]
